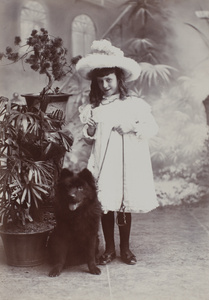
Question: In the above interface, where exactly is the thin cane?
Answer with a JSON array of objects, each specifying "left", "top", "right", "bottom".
[
  {"left": 116, "top": 134, "right": 126, "bottom": 226},
  {"left": 96, "top": 129, "right": 112, "bottom": 187}
]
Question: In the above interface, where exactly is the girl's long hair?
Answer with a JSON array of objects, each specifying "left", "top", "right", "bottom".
[{"left": 89, "top": 67, "right": 128, "bottom": 107}]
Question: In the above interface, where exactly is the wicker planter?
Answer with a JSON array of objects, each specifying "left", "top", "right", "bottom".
[
  {"left": 21, "top": 93, "right": 71, "bottom": 115},
  {"left": 0, "top": 229, "right": 51, "bottom": 267}
]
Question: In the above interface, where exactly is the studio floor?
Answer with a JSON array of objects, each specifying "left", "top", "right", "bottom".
[{"left": 0, "top": 201, "right": 209, "bottom": 300}]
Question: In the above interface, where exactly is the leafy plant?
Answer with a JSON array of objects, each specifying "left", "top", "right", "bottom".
[
  {"left": 118, "top": 0, "right": 177, "bottom": 95},
  {"left": 122, "top": 0, "right": 171, "bottom": 60},
  {"left": 0, "top": 96, "right": 73, "bottom": 228},
  {"left": 0, "top": 28, "right": 81, "bottom": 97}
]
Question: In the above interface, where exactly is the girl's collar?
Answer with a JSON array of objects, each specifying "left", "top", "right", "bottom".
[{"left": 101, "top": 93, "right": 120, "bottom": 105}]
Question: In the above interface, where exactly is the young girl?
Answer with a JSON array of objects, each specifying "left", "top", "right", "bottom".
[{"left": 76, "top": 40, "right": 159, "bottom": 265}]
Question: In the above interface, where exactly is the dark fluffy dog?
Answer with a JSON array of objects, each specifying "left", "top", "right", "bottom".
[{"left": 48, "top": 168, "right": 102, "bottom": 277}]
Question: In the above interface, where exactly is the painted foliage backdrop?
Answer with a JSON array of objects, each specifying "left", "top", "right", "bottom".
[{"left": 63, "top": 0, "right": 209, "bottom": 206}]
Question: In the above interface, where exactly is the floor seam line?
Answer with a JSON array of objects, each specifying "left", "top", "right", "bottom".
[
  {"left": 189, "top": 210, "right": 209, "bottom": 235},
  {"left": 106, "top": 265, "right": 114, "bottom": 300},
  {"left": 100, "top": 223, "right": 114, "bottom": 300}
]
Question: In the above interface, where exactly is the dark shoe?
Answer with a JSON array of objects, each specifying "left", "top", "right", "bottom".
[
  {"left": 99, "top": 251, "right": 116, "bottom": 265},
  {"left": 121, "top": 250, "right": 137, "bottom": 265}
]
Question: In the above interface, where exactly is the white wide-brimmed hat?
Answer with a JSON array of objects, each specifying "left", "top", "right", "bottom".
[{"left": 76, "top": 39, "right": 141, "bottom": 82}]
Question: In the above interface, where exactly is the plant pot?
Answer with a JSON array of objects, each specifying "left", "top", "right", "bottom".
[
  {"left": 0, "top": 229, "right": 52, "bottom": 267},
  {"left": 21, "top": 93, "right": 71, "bottom": 115}
]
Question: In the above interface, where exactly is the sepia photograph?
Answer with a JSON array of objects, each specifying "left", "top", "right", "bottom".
[{"left": 0, "top": 0, "right": 209, "bottom": 299}]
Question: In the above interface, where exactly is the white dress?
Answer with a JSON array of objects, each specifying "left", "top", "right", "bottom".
[{"left": 79, "top": 94, "right": 159, "bottom": 213}]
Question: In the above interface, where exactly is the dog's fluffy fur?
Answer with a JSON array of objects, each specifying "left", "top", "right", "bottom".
[{"left": 48, "top": 168, "right": 102, "bottom": 277}]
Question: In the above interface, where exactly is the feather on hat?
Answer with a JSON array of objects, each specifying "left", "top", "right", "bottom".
[{"left": 76, "top": 39, "right": 141, "bottom": 82}]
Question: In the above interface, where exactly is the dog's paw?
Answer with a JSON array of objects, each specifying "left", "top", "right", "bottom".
[
  {"left": 89, "top": 265, "right": 101, "bottom": 275},
  {"left": 48, "top": 265, "right": 63, "bottom": 277}
]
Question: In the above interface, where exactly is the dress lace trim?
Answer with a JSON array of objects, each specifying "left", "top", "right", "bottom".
[{"left": 101, "top": 93, "right": 120, "bottom": 105}]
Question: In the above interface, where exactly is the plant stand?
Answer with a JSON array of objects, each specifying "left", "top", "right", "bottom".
[{"left": 21, "top": 93, "right": 71, "bottom": 116}]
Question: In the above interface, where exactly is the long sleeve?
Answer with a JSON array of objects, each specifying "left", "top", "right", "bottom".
[
  {"left": 133, "top": 113, "right": 158, "bottom": 139},
  {"left": 131, "top": 98, "right": 158, "bottom": 139},
  {"left": 79, "top": 104, "right": 97, "bottom": 142}
]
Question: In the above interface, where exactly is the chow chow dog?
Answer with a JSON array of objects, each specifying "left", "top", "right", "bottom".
[{"left": 48, "top": 168, "right": 102, "bottom": 276}]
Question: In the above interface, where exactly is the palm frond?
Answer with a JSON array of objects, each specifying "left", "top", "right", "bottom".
[
  {"left": 25, "top": 160, "right": 54, "bottom": 185},
  {"left": 58, "top": 131, "right": 74, "bottom": 152},
  {"left": 0, "top": 97, "right": 8, "bottom": 116},
  {"left": 139, "top": 62, "right": 177, "bottom": 86},
  {"left": 128, "top": 38, "right": 154, "bottom": 53},
  {"left": 122, "top": 0, "right": 163, "bottom": 21},
  {"left": 185, "top": 23, "right": 209, "bottom": 49}
]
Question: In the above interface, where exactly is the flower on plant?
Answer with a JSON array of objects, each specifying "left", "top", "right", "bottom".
[
  {"left": 0, "top": 28, "right": 77, "bottom": 95},
  {"left": 14, "top": 36, "right": 21, "bottom": 45}
]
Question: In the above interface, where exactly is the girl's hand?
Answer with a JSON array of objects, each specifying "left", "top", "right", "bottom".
[
  {"left": 113, "top": 123, "right": 134, "bottom": 135},
  {"left": 87, "top": 118, "right": 97, "bottom": 136}
]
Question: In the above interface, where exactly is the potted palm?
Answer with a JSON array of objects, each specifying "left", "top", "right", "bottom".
[
  {"left": 0, "top": 95, "right": 73, "bottom": 266},
  {"left": 0, "top": 28, "right": 81, "bottom": 112},
  {"left": 0, "top": 28, "right": 77, "bottom": 267}
]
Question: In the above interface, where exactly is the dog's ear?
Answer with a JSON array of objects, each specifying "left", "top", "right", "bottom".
[
  {"left": 79, "top": 168, "right": 95, "bottom": 187},
  {"left": 60, "top": 168, "right": 74, "bottom": 179}
]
